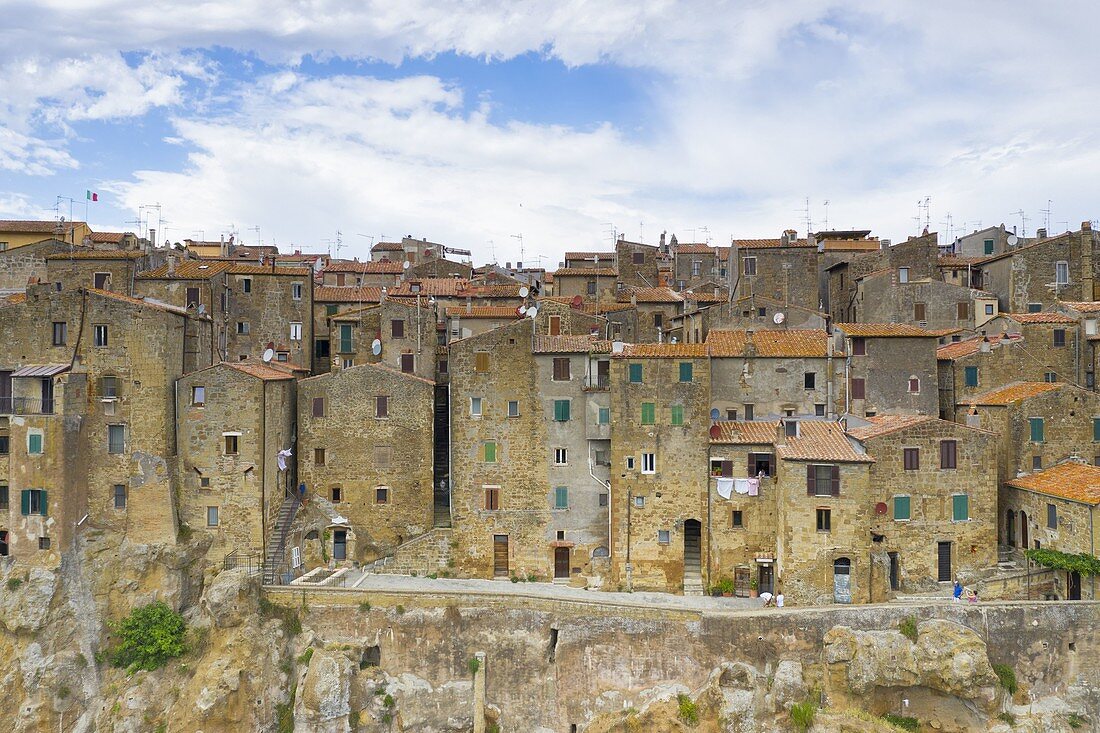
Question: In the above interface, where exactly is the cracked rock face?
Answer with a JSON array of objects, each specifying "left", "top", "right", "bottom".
[
  {"left": 0, "top": 567, "right": 58, "bottom": 634},
  {"left": 296, "top": 650, "right": 353, "bottom": 731}
]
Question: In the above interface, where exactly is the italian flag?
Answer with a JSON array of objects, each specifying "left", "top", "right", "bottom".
[{"left": 86, "top": 190, "right": 98, "bottom": 201}]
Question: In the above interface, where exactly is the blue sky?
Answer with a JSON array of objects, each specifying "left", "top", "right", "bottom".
[{"left": 1, "top": 1, "right": 1098, "bottom": 263}]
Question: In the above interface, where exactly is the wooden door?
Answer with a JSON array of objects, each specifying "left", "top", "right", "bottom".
[
  {"left": 493, "top": 535, "right": 509, "bottom": 577},
  {"left": 1069, "top": 571, "right": 1082, "bottom": 600},
  {"left": 734, "top": 567, "right": 750, "bottom": 597},
  {"left": 554, "top": 547, "right": 570, "bottom": 579},
  {"left": 1021, "top": 512, "right": 1029, "bottom": 549},
  {"left": 333, "top": 529, "right": 347, "bottom": 561},
  {"left": 937, "top": 541, "right": 952, "bottom": 582}
]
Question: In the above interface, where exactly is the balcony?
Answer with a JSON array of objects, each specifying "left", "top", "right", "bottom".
[
  {"left": 0, "top": 397, "right": 55, "bottom": 415},
  {"left": 584, "top": 374, "right": 610, "bottom": 391}
]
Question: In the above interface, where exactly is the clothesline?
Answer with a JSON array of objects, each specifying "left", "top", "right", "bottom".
[{"left": 716, "top": 476, "right": 760, "bottom": 499}]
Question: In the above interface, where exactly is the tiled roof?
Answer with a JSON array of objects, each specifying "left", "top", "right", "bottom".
[
  {"left": 707, "top": 329, "right": 832, "bottom": 358},
  {"left": 618, "top": 343, "right": 708, "bottom": 358},
  {"left": 227, "top": 264, "right": 312, "bottom": 276},
  {"left": 673, "top": 244, "right": 718, "bottom": 254},
  {"left": 709, "top": 420, "right": 780, "bottom": 445},
  {"left": 1005, "top": 312, "right": 1078, "bottom": 324},
  {"left": 564, "top": 251, "right": 615, "bottom": 261},
  {"left": 87, "top": 231, "right": 128, "bottom": 243},
  {"left": 776, "top": 420, "right": 874, "bottom": 463},
  {"left": 733, "top": 237, "right": 813, "bottom": 249},
  {"left": 936, "top": 335, "right": 1013, "bottom": 361},
  {"left": 938, "top": 255, "right": 987, "bottom": 267},
  {"left": 967, "top": 381, "right": 1064, "bottom": 405},
  {"left": 552, "top": 267, "right": 618, "bottom": 277},
  {"left": 136, "top": 261, "right": 232, "bottom": 279},
  {"left": 371, "top": 241, "right": 404, "bottom": 251},
  {"left": 538, "top": 297, "right": 636, "bottom": 314},
  {"left": 683, "top": 291, "right": 728, "bottom": 303},
  {"left": 446, "top": 306, "right": 522, "bottom": 319},
  {"left": 86, "top": 287, "right": 193, "bottom": 316},
  {"left": 845, "top": 414, "right": 935, "bottom": 440},
  {"left": 1060, "top": 301, "right": 1100, "bottom": 313},
  {"left": 324, "top": 260, "right": 405, "bottom": 274},
  {"left": 330, "top": 304, "right": 378, "bottom": 321},
  {"left": 222, "top": 361, "right": 296, "bottom": 381},
  {"left": 363, "top": 361, "right": 436, "bottom": 385},
  {"left": 533, "top": 335, "right": 600, "bottom": 353},
  {"left": 835, "top": 323, "right": 941, "bottom": 338},
  {"left": 0, "top": 219, "right": 85, "bottom": 233},
  {"left": 388, "top": 278, "right": 471, "bottom": 297},
  {"left": 45, "top": 250, "right": 145, "bottom": 260},
  {"left": 1005, "top": 461, "right": 1100, "bottom": 505},
  {"left": 474, "top": 284, "right": 525, "bottom": 298},
  {"left": 977, "top": 231, "right": 1075, "bottom": 264},
  {"left": 314, "top": 286, "right": 383, "bottom": 303},
  {"left": 617, "top": 287, "right": 683, "bottom": 303},
  {"left": 3, "top": 293, "right": 27, "bottom": 304}
]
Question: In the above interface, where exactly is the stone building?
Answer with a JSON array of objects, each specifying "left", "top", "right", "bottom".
[
  {"left": 835, "top": 323, "right": 944, "bottom": 417},
  {"left": 1057, "top": 301, "right": 1100, "bottom": 388},
  {"left": 947, "top": 224, "right": 1025, "bottom": 259},
  {"left": 551, "top": 266, "right": 618, "bottom": 302},
  {"left": 321, "top": 260, "right": 404, "bottom": 288},
  {"left": 44, "top": 249, "right": 150, "bottom": 293},
  {"left": 0, "top": 219, "right": 92, "bottom": 249},
  {"left": 982, "top": 313, "right": 1080, "bottom": 383},
  {"left": 850, "top": 270, "right": 998, "bottom": 331},
  {"left": 175, "top": 361, "right": 296, "bottom": 564},
  {"left": 609, "top": 343, "right": 711, "bottom": 593},
  {"left": 729, "top": 233, "right": 818, "bottom": 307},
  {"left": 444, "top": 306, "right": 522, "bottom": 343},
  {"left": 706, "top": 329, "right": 842, "bottom": 420},
  {"left": 681, "top": 295, "right": 828, "bottom": 344},
  {"left": 297, "top": 362, "right": 435, "bottom": 564},
  {"left": 616, "top": 287, "right": 683, "bottom": 343},
  {"left": 407, "top": 257, "right": 473, "bottom": 280},
  {"left": 0, "top": 239, "right": 75, "bottom": 293},
  {"left": 671, "top": 244, "right": 722, "bottom": 290},
  {"left": 1001, "top": 461, "right": 1099, "bottom": 599},
  {"left": 615, "top": 239, "right": 660, "bottom": 288},
  {"left": 311, "top": 286, "right": 383, "bottom": 374},
  {"left": 936, "top": 334, "right": 1039, "bottom": 418},
  {"left": 974, "top": 224, "right": 1099, "bottom": 312}
]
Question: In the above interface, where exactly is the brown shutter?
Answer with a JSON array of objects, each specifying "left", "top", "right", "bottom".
[
  {"left": 747, "top": 454, "right": 757, "bottom": 476},
  {"left": 957, "top": 301, "right": 969, "bottom": 319},
  {"left": 831, "top": 465, "right": 841, "bottom": 496},
  {"left": 806, "top": 465, "right": 816, "bottom": 495},
  {"left": 312, "top": 397, "right": 324, "bottom": 418},
  {"left": 721, "top": 460, "right": 733, "bottom": 478},
  {"left": 914, "top": 303, "right": 926, "bottom": 321},
  {"left": 851, "top": 378, "right": 865, "bottom": 399}
]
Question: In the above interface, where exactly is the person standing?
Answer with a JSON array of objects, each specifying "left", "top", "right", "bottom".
[{"left": 953, "top": 580, "right": 963, "bottom": 602}]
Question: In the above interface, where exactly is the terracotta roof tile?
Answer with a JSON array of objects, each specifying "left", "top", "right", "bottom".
[
  {"left": 617, "top": 287, "right": 683, "bottom": 304},
  {"left": 673, "top": 244, "right": 718, "bottom": 254},
  {"left": 45, "top": 250, "right": 145, "bottom": 260},
  {"left": 564, "top": 251, "right": 615, "bottom": 261},
  {"left": 474, "top": 284, "right": 525, "bottom": 298},
  {"left": 845, "top": 414, "right": 935, "bottom": 440},
  {"left": 967, "top": 381, "right": 1064, "bottom": 405},
  {"left": 683, "top": 291, "right": 729, "bottom": 303},
  {"left": 938, "top": 255, "right": 987, "bottom": 267},
  {"left": 1060, "top": 301, "right": 1100, "bottom": 313},
  {"left": 371, "top": 241, "right": 404, "bottom": 251},
  {"left": 732, "top": 237, "right": 813, "bottom": 249},
  {"left": 388, "top": 278, "right": 471, "bottom": 297},
  {"left": 618, "top": 343, "right": 707, "bottom": 358},
  {"left": 776, "top": 420, "right": 874, "bottom": 463},
  {"left": 0, "top": 219, "right": 86, "bottom": 233},
  {"left": 707, "top": 329, "right": 833, "bottom": 358},
  {"left": 533, "top": 335, "right": 600, "bottom": 353},
  {"left": 222, "top": 361, "right": 297, "bottom": 381},
  {"left": 445, "top": 306, "right": 522, "bottom": 319},
  {"left": 3, "top": 292, "right": 27, "bottom": 304},
  {"left": 136, "top": 261, "right": 232, "bottom": 279},
  {"left": 227, "top": 264, "right": 311, "bottom": 276},
  {"left": 1006, "top": 312, "right": 1078, "bottom": 324},
  {"left": 86, "top": 287, "right": 194, "bottom": 316},
  {"left": 709, "top": 420, "right": 780, "bottom": 445},
  {"left": 314, "top": 286, "right": 383, "bottom": 303},
  {"left": 935, "top": 334, "right": 1013, "bottom": 360},
  {"left": 1005, "top": 461, "right": 1100, "bottom": 505},
  {"left": 552, "top": 267, "right": 618, "bottom": 277},
  {"left": 835, "top": 323, "right": 942, "bottom": 338}
]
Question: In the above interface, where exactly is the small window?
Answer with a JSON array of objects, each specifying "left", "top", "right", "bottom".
[
  {"left": 679, "top": 362, "right": 693, "bottom": 382},
  {"left": 634, "top": 495, "right": 645, "bottom": 508},
  {"left": 21, "top": 489, "right": 47, "bottom": 516},
  {"left": 28, "top": 432, "right": 43, "bottom": 455},
  {"left": 325, "top": 304, "right": 338, "bottom": 317},
  {"left": 39, "top": 537, "right": 51, "bottom": 550},
  {"left": 399, "top": 353, "right": 414, "bottom": 373},
  {"left": 804, "top": 372, "right": 816, "bottom": 390},
  {"left": 893, "top": 495, "right": 910, "bottom": 521},
  {"left": 207, "top": 506, "right": 220, "bottom": 527},
  {"left": 811, "top": 464, "right": 839, "bottom": 496},
  {"left": 290, "top": 322, "right": 302, "bottom": 341},
  {"left": 52, "top": 321, "right": 67, "bottom": 346},
  {"left": 815, "top": 403, "right": 825, "bottom": 416},
  {"left": 940, "top": 439, "right": 957, "bottom": 469},
  {"left": 482, "top": 441, "right": 498, "bottom": 463},
  {"left": 391, "top": 319, "right": 405, "bottom": 339},
  {"left": 93, "top": 272, "right": 110, "bottom": 289},
  {"left": 0, "top": 485, "right": 7, "bottom": 511},
  {"left": 744, "top": 404, "right": 754, "bottom": 421},
  {"left": 471, "top": 397, "right": 483, "bottom": 417},
  {"left": 1044, "top": 371, "right": 1057, "bottom": 383},
  {"left": 1027, "top": 302, "right": 1043, "bottom": 313},
  {"left": 101, "top": 375, "right": 119, "bottom": 399},
  {"left": 1032, "top": 455, "right": 1042, "bottom": 470},
  {"left": 107, "top": 424, "right": 125, "bottom": 454},
  {"left": 599, "top": 493, "right": 609, "bottom": 507},
  {"left": 223, "top": 434, "right": 239, "bottom": 455},
  {"left": 1093, "top": 417, "right": 1100, "bottom": 442},
  {"left": 276, "top": 351, "right": 289, "bottom": 362},
  {"left": 0, "top": 434, "right": 8, "bottom": 454},
  {"left": 964, "top": 366, "right": 978, "bottom": 387},
  {"left": 598, "top": 407, "right": 610, "bottom": 424},
  {"left": 632, "top": 251, "right": 644, "bottom": 265},
  {"left": 474, "top": 352, "right": 490, "bottom": 372},
  {"left": 587, "top": 280, "right": 597, "bottom": 295},
  {"left": 629, "top": 363, "right": 643, "bottom": 383},
  {"left": 1055, "top": 261, "right": 1069, "bottom": 286},
  {"left": 785, "top": 420, "right": 798, "bottom": 437},
  {"left": 93, "top": 324, "right": 108, "bottom": 347},
  {"left": 670, "top": 405, "right": 684, "bottom": 426},
  {"left": 851, "top": 337, "right": 866, "bottom": 356},
  {"left": 242, "top": 277, "right": 252, "bottom": 293},
  {"left": 1053, "top": 329, "right": 1066, "bottom": 347},
  {"left": 331, "top": 487, "right": 343, "bottom": 502},
  {"left": 484, "top": 486, "right": 500, "bottom": 510},
  {"left": 626, "top": 456, "right": 635, "bottom": 470},
  {"left": 200, "top": 477, "right": 210, "bottom": 488},
  {"left": 816, "top": 508, "right": 831, "bottom": 532},
  {"left": 312, "top": 397, "right": 324, "bottom": 417},
  {"left": 186, "top": 287, "right": 200, "bottom": 307},
  {"left": 314, "top": 447, "right": 325, "bottom": 465},
  {"left": 898, "top": 267, "right": 909, "bottom": 283},
  {"left": 552, "top": 357, "right": 571, "bottom": 381},
  {"left": 554, "top": 399, "right": 570, "bottom": 422},
  {"left": 641, "top": 452, "right": 656, "bottom": 474},
  {"left": 548, "top": 315, "right": 561, "bottom": 336},
  {"left": 236, "top": 321, "right": 249, "bottom": 335},
  {"left": 376, "top": 395, "right": 389, "bottom": 418},
  {"left": 554, "top": 487, "right": 568, "bottom": 509},
  {"left": 657, "top": 529, "right": 670, "bottom": 544},
  {"left": 903, "top": 448, "right": 919, "bottom": 470},
  {"left": 985, "top": 303, "right": 994, "bottom": 315},
  {"left": 640, "top": 402, "right": 655, "bottom": 425},
  {"left": 731, "top": 510, "right": 744, "bottom": 528},
  {"left": 957, "top": 301, "right": 969, "bottom": 320},
  {"left": 908, "top": 377, "right": 920, "bottom": 394},
  {"left": 1047, "top": 503, "right": 1057, "bottom": 529},
  {"left": 914, "top": 302, "right": 926, "bottom": 322},
  {"left": 850, "top": 378, "right": 866, "bottom": 400},
  {"left": 726, "top": 409, "right": 737, "bottom": 420},
  {"left": 291, "top": 283, "right": 303, "bottom": 300},
  {"left": 983, "top": 239, "right": 994, "bottom": 255},
  {"left": 952, "top": 494, "right": 969, "bottom": 522},
  {"left": 743, "top": 257, "right": 757, "bottom": 276},
  {"left": 554, "top": 448, "right": 567, "bottom": 465},
  {"left": 507, "top": 400, "right": 519, "bottom": 417},
  {"left": 654, "top": 313, "right": 663, "bottom": 328},
  {"left": 1029, "top": 417, "right": 1045, "bottom": 443}
]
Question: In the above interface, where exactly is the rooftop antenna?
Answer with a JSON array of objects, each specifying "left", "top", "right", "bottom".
[
  {"left": 699, "top": 226, "right": 710, "bottom": 244},
  {"left": 822, "top": 200, "right": 830, "bottom": 232},
  {"left": 355, "top": 233, "right": 375, "bottom": 249},
  {"left": 639, "top": 221, "right": 643, "bottom": 243},
  {"left": 940, "top": 212, "right": 953, "bottom": 246},
  {"left": 1040, "top": 200, "right": 1053, "bottom": 233},
  {"left": 487, "top": 240, "right": 497, "bottom": 265},
  {"left": 602, "top": 222, "right": 617, "bottom": 246},
  {"left": 916, "top": 196, "right": 931, "bottom": 233},
  {"left": 510, "top": 233, "right": 524, "bottom": 265},
  {"left": 334, "top": 230, "right": 344, "bottom": 258},
  {"left": 249, "top": 225, "right": 261, "bottom": 246},
  {"left": 797, "top": 196, "right": 813, "bottom": 237},
  {"left": 1057, "top": 220, "right": 1069, "bottom": 232},
  {"left": 1010, "top": 210, "right": 1028, "bottom": 237}
]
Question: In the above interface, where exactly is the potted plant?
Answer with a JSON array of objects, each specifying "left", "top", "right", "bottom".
[
  {"left": 716, "top": 577, "right": 736, "bottom": 597},
  {"left": 749, "top": 578, "right": 759, "bottom": 598}
]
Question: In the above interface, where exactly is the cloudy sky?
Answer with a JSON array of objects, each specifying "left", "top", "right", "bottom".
[{"left": 1, "top": 1, "right": 1097, "bottom": 264}]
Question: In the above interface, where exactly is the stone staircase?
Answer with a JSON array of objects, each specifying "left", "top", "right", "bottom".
[
  {"left": 998, "top": 545, "right": 1021, "bottom": 571},
  {"left": 364, "top": 528, "right": 454, "bottom": 576},
  {"left": 263, "top": 493, "right": 301, "bottom": 584},
  {"left": 684, "top": 532, "right": 704, "bottom": 596}
]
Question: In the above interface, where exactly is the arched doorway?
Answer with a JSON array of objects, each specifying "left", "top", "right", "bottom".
[
  {"left": 683, "top": 519, "right": 701, "bottom": 588},
  {"left": 1006, "top": 509, "right": 1016, "bottom": 546},
  {"left": 833, "top": 557, "right": 852, "bottom": 603},
  {"left": 1068, "top": 571, "right": 1082, "bottom": 600},
  {"left": 1020, "top": 511, "right": 1029, "bottom": 549}
]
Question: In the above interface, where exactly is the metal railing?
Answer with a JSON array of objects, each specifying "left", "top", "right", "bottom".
[
  {"left": 0, "top": 397, "right": 54, "bottom": 415},
  {"left": 263, "top": 492, "right": 301, "bottom": 584},
  {"left": 584, "top": 374, "right": 610, "bottom": 391},
  {"left": 224, "top": 549, "right": 263, "bottom": 575}
]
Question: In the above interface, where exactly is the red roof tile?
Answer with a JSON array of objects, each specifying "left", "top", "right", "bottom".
[
  {"left": 967, "top": 381, "right": 1064, "bottom": 405},
  {"left": 835, "top": 323, "right": 943, "bottom": 338},
  {"left": 707, "top": 329, "right": 833, "bottom": 358},
  {"left": 844, "top": 414, "right": 935, "bottom": 440},
  {"left": 1006, "top": 312, "right": 1078, "bottom": 324},
  {"left": 732, "top": 237, "right": 813, "bottom": 249},
  {"left": 1005, "top": 461, "right": 1100, "bottom": 505},
  {"left": 709, "top": 420, "right": 780, "bottom": 445},
  {"left": 136, "top": 261, "right": 232, "bottom": 279},
  {"left": 1060, "top": 301, "right": 1100, "bottom": 313},
  {"left": 618, "top": 343, "right": 707, "bottom": 358},
  {"left": 552, "top": 267, "right": 618, "bottom": 277},
  {"left": 776, "top": 420, "right": 874, "bottom": 463},
  {"left": 617, "top": 287, "right": 683, "bottom": 304},
  {"left": 445, "top": 306, "right": 523, "bottom": 319},
  {"left": 533, "top": 335, "right": 600, "bottom": 353},
  {"left": 45, "top": 250, "right": 145, "bottom": 260},
  {"left": 314, "top": 286, "right": 383, "bottom": 303}
]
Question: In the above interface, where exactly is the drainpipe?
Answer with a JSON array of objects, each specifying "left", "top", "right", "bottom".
[
  {"left": 625, "top": 489, "right": 632, "bottom": 591},
  {"left": 826, "top": 335, "right": 834, "bottom": 418},
  {"left": 844, "top": 348, "right": 851, "bottom": 415},
  {"left": 588, "top": 450, "right": 611, "bottom": 558},
  {"left": 261, "top": 380, "right": 268, "bottom": 559},
  {"left": 1091, "top": 505, "right": 1096, "bottom": 599}
]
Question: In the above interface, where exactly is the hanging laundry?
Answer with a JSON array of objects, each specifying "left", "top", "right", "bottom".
[
  {"left": 734, "top": 478, "right": 751, "bottom": 494},
  {"left": 716, "top": 478, "right": 734, "bottom": 499},
  {"left": 747, "top": 478, "right": 760, "bottom": 496}
]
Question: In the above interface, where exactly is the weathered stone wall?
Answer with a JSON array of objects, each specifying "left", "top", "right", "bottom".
[
  {"left": 45, "top": 256, "right": 140, "bottom": 293},
  {"left": 0, "top": 239, "right": 71, "bottom": 291},
  {"left": 846, "top": 336, "right": 940, "bottom": 416},
  {"left": 732, "top": 245, "right": 819, "bottom": 307},
  {"left": 615, "top": 239, "right": 660, "bottom": 288},
  {"left": 711, "top": 355, "right": 841, "bottom": 419},
  {"left": 856, "top": 275, "right": 992, "bottom": 331}
]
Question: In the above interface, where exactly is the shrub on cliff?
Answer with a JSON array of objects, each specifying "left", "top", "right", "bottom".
[{"left": 110, "top": 601, "right": 187, "bottom": 672}]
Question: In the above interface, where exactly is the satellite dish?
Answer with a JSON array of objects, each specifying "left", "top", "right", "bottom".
[
  {"left": 519, "top": 286, "right": 529, "bottom": 298},
  {"left": 874, "top": 502, "right": 889, "bottom": 515},
  {"left": 262, "top": 348, "right": 275, "bottom": 363},
  {"left": 571, "top": 295, "right": 583, "bottom": 308},
  {"left": 403, "top": 261, "right": 410, "bottom": 270},
  {"left": 197, "top": 303, "right": 206, "bottom": 315},
  {"left": 518, "top": 306, "right": 527, "bottom": 316},
  {"left": 371, "top": 339, "right": 382, "bottom": 356},
  {"left": 708, "top": 424, "right": 722, "bottom": 439},
  {"left": 773, "top": 312, "right": 785, "bottom": 324},
  {"left": 710, "top": 408, "right": 720, "bottom": 420},
  {"left": 527, "top": 307, "right": 538, "bottom": 319},
  {"left": 1007, "top": 234, "right": 1019, "bottom": 246}
]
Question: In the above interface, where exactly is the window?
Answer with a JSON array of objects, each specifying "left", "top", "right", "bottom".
[
  {"left": 554, "top": 487, "right": 568, "bottom": 509},
  {"left": 548, "top": 315, "right": 561, "bottom": 336},
  {"left": 743, "top": 257, "right": 757, "bottom": 276},
  {"left": 731, "top": 510, "right": 744, "bottom": 528},
  {"left": 1047, "top": 503, "right": 1057, "bottom": 529},
  {"left": 598, "top": 407, "right": 610, "bottom": 424},
  {"left": 850, "top": 378, "right": 866, "bottom": 400},
  {"left": 186, "top": 287, "right": 200, "bottom": 307},
  {"left": 107, "top": 424, "right": 125, "bottom": 454},
  {"left": 21, "top": 489, "right": 47, "bottom": 516},
  {"left": 809, "top": 464, "right": 839, "bottom": 496},
  {"left": 670, "top": 405, "right": 684, "bottom": 426},
  {"left": 236, "top": 321, "right": 249, "bottom": 335},
  {"left": 908, "top": 377, "right": 920, "bottom": 394},
  {"left": 957, "top": 301, "right": 969, "bottom": 320},
  {"left": 507, "top": 400, "right": 519, "bottom": 417},
  {"left": 1055, "top": 260, "right": 1069, "bottom": 286},
  {"left": 217, "top": 432, "right": 236, "bottom": 455},
  {"left": 484, "top": 486, "right": 500, "bottom": 510},
  {"left": 554, "top": 399, "right": 570, "bottom": 421},
  {"left": 726, "top": 409, "right": 738, "bottom": 420},
  {"left": 985, "top": 304, "right": 994, "bottom": 315},
  {"left": 712, "top": 459, "right": 733, "bottom": 477},
  {"left": 692, "top": 260, "right": 702, "bottom": 276},
  {"left": 207, "top": 506, "right": 219, "bottom": 527},
  {"left": 1093, "top": 417, "right": 1100, "bottom": 442},
  {"left": 634, "top": 495, "right": 645, "bottom": 508},
  {"left": 653, "top": 313, "right": 664, "bottom": 330},
  {"left": 658, "top": 529, "right": 670, "bottom": 544},
  {"left": 482, "top": 441, "right": 498, "bottom": 463},
  {"left": 474, "top": 352, "right": 490, "bottom": 372},
  {"left": 903, "top": 448, "right": 919, "bottom": 470},
  {"left": 815, "top": 403, "right": 826, "bottom": 416},
  {"left": 375, "top": 395, "right": 389, "bottom": 418},
  {"left": 964, "top": 366, "right": 978, "bottom": 387},
  {"left": 816, "top": 508, "right": 831, "bottom": 532},
  {"left": 552, "top": 357, "right": 571, "bottom": 381},
  {"left": 1027, "top": 302, "right": 1042, "bottom": 313},
  {"left": 312, "top": 397, "right": 324, "bottom": 417},
  {"left": 799, "top": 371, "right": 816, "bottom": 390},
  {"left": 851, "top": 337, "right": 866, "bottom": 356},
  {"left": 1029, "top": 417, "right": 1045, "bottom": 443},
  {"left": 940, "top": 439, "right": 957, "bottom": 469},
  {"left": 893, "top": 495, "right": 911, "bottom": 521},
  {"left": 0, "top": 485, "right": 6, "bottom": 511},
  {"left": 314, "top": 447, "right": 325, "bottom": 464},
  {"left": 400, "top": 353, "right": 414, "bottom": 373},
  {"left": 200, "top": 477, "right": 210, "bottom": 488},
  {"left": 376, "top": 486, "right": 389, "bottom": 504},
  {"left": 744, "top": 404, "right": 754, "bottom": 420},
  {"left": 640, "top": 402, "right": 655, "bottom": 425},
  {"left": 1032, "top": 455, "right": 1042, "bottom": 470},
  {"left": 468, "top": 396, "right": 483, "bottom": 418},
  {"left": 39, "top": 537, "right": 51, "bottom": 550},
  {"left": 242, "top": 277, "right": 252, "bottom": 293},
  {"left": 626, "top": 456, "right": 635, "bottom": 470},
  {"left": 338, "top": 324, "right": 353, "bottom": 353},
  {"left": 93, "top": 324, "right": 108, "bottom": 347},
  {"left": 277, "top": 352, "right": 289, "bottom": 362},
  {"left": 554, "top": 448, "right": 568, "bottom": 465},
  {"left": 391, "top": 319, "right": 405, "bottom": 339},
  {"left": 632, "top": 251, "right": 644, "bottom": 265},
  {"left": 325, "top": 304, "right": 338, "bottom": 317},
  {"left": 291, "top": 283, "right": 303, "bottom": 300},
  {"left": 641, "top": 452, "right": 656, "bottom": 474},
  {"left": 599, "top": 493, "right": 609, "bottom": 507},
  {"left": 1044, "top": 371, "right": 1057, "bottom": 383},
  {"left": 914, "top": 302, "right": 926, "bottom": 322},
  {"left": 952, "top": 494, "right": 969, "bottom": 522},
  {"left": 28, "top": 432, "right": 43, "bottom": 455},
  {"left": 679, "top": 362, "right": 693, "bottom": 382},
  {"left": 0, "top": 434, "right": 7, "bottom": 454},
  {"left": 1053, "top": 329, "right": 1066, "bottom": 347},
  {"left": 112, "top": 483, "right": 127, "bottom": 509},
  {"left": 983, "top": 239, "right": 994, "bottom": 255},
  {"left": 629, "top": 363, "right": 643, "bottom": 383},
  {"left": 101, "top": 375, "right": 119, "bottom": 399},
  {"left": 784, "top": 420, "right": 798, "bottom": 437},
  {"left": 898, "top": 267, "right": 909, "bottom": 283},
  {"left": 290, "top": 322, "right": 302, "bottom": 341},
  {"left": 331, "top": 487, "right": 342, "bottom": 502},
  {"left": 587, "top": 280, "right": 597, "bottom": 295},
  {"left": 93, "top": 272, "right": 110, "bottom": 289},
  {"left": 52, "top": 321, "right": 67, "bottom": 346}
]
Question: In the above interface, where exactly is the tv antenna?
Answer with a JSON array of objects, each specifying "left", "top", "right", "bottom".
[
  {"left": 602, "top": 222, "right": 617, "bottom": 246},
  {"left": 333, "top": 230, "right": 344, "bottom": 258},
  {"left": 249, "top": 225, "right": 261, "bottom": 246},
  {"left": 797, "top": 197, "right": 813, "bottom": 237},
  {"left": 940, "top": 212, "right": 954, "bottom": 245},
  {"left": 355, "top": 233, "right": 375, "bottom": 248},
  {"left": 487, "top": 240, "right": 497, "bottom": 264},
  {"left": 510, "top": 233, "right": 524, "bottom": 264},
  {"left": 822, "top": 200, "right": 830, "bottom": 232},
  {"left": 1040, "top": 200, "right": 1053, "bottom": 233},
  {"left": 1010, "top": 210, "right": 1028, "bottom": 237},
  {"left": 916, "top": 196, "right": 931, "bottom": 233}
]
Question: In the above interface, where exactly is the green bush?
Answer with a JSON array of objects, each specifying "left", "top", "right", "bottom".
[
  {"left": 358, "top": 601, "right": 371, "bottom": 613},
  {"left": 6, "top": 577, "right": 22, "bottom": 591},
  {"left": 882, "top": 713, "right": 919, "bottom": 731},
  {"left": 486, "top": 723, "right": 501, "bottom": 733},
  {"left": 1066, "top": 712, "right": 1086, "bottom": 729},
  {"left": 395, "top": 604, "right": 405, "bottom": 615},
  {"left": 259, "top": 596, "right": 302, "bottom": 636},
  {"left": 677, "top": 693, "right": 699, "bottom": 726},
  {"left": 998, "top": 711, "right": 1016, "bottom": 725},
  {"left": 383, "top": 693, "right": 395, "bottom": 708},
  {"left": 348, "top": 709, "right": 360, "bottom": 729},
  {"left": 714, "top": 577, "right": 736, "bottom": 595},
  {"left": 993, "top": 663, "right": 1018, "bottom": 695},
  {"left": 275, "top": 682, "right": 296, "bottom": 733},
  {"left": 790, "top": 701, "right": 816, "bottom": 733},
  {"left": 468, "top": 657, "right": 480, "bottom": 676},
  {"left": 297, "top": 647, "right": 314, "bottom": 665},
  {"left": 109, "top": 602, "right": 187, "bottom": 672},
  {"left": 898, "top": 616, "right": 918, "bottom": 643}
]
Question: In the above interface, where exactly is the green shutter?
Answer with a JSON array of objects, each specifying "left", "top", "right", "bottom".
[
  {"left": 983, "top": 239, "right": 994, "bottom": 255},
  {"left": 1030, "top": 418, "right": 1045, "bottom": 442},
  {"left": 893, "top": 495, "right": 911, "bottom": 521},
  {"left": 953, "top": 494, "right": 969, "bottom": 521},
  {"left": 641, "top": 402, "right": 655, "bottom": 425},
  {"left": 670, "top": 405, "right": 684, "bottom": 426},
  {"left": 964, "top": 366, "right": 978, "bottom": 387},
  {"left": 339, "top": 324, "right": 352, "bottom": 352},
  {"left": 1093, "top": 418, "right": 1100, "bottom": 442},
  {"left": 39, "top": 489, "right": 47, "bottom": 516},
  {"left": 555, "top": 486, "right": 568, "bottom": 509},
  {"left": 28, "top": 433, "right": 42, "bottom": 454},
  {"left": 598, "top": 407, "right": 610, "bottom": 424},
  {"left": 21, "top": 489, "right": 30, "bottom": 516},
  {"left": 554, "top": 400, "right": 570, "bottom": 421},
  {"left": 484, "top": 442, "right": 496, "bottom": 462},
  {"left": 679, "top": 362, "right": 693, "bottom": 382},
  {"left": 629, "top": 363, "right": 643, "bottom": 383}
]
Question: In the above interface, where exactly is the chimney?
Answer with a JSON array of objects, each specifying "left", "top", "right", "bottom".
[
  {"left": 149, "top": 228, "right": 157, "bottom": 247},
  {"left": 517, "top": 261, "right": 523, "bottom": 269},
  {"left": 1037, "top": 228, "right": 1048, "bottom": 239},
  {"left": 631, "top": 294, "right": 637, "bottom": 307},
  {"left": 506, "top": 262, "right": 511, "bottom": 270},
  {"left": 1083, "top": 221, "right": 1093, "bottom": 232},
  {"left": 466, "top": 297, "right": 472, "bottom": 314},
  {"left": 167, "top": 255, "right": 176, "bottom": 275},
  {"left": 744, "top": 329, "right": 756, "bottom": 357}
]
